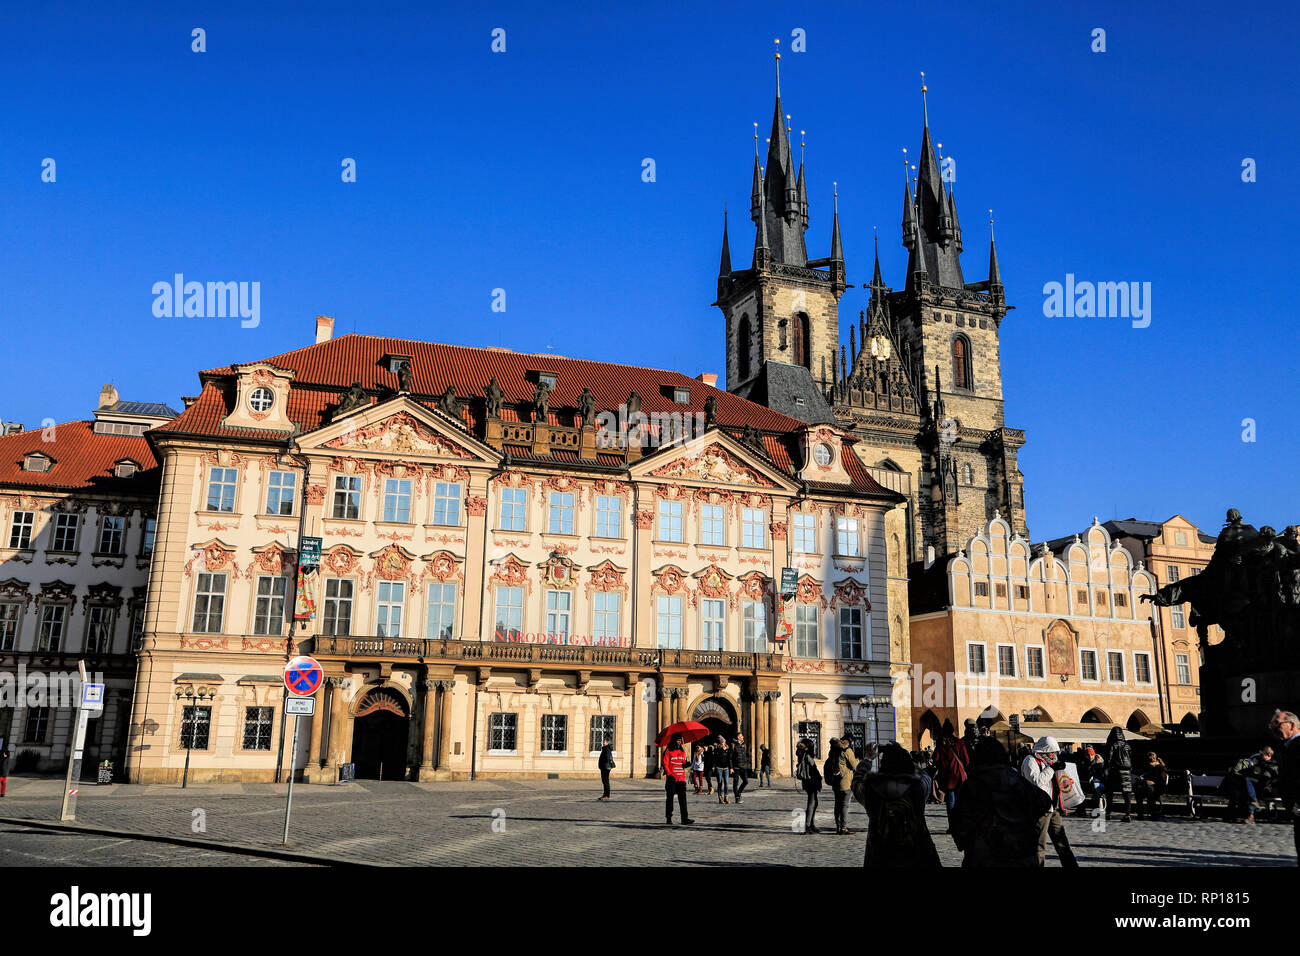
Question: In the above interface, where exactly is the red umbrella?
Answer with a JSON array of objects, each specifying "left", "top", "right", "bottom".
[{"left": 655, "top": 720, "right": 712, "bottom": 748}]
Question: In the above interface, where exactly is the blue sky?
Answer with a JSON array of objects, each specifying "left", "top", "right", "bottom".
[{"left": 2, "top": 1, "right": 1295, "bottom": 542}]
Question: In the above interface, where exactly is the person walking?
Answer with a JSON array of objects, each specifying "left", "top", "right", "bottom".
[
  {"left": 830, "top": 736, "right": 858, "bottom": 834},
  {"left": 691, "top": 746, "right": 706, "bottom": 794},
  {"left": 1020, "top": 736, "right": 1079, "bottom": 868},
  {"left": 0, "top": 745, "right": 8, "bottom": 797},
  {"left": 951, "top": 737, "right": 1048, "bottom": 867},
  {"left": 714, "top": 737, "right": 732, "bottom": 803},
  {"left": 1268, "top": 709, "right": 1300, "bottom": 861},
  {"left": 851, "top": 742, "right": 941, "bottom": 867},
  {"left": 933, "top": 727, "right": 971, "bottom": 831},
  {"left": 795, "top": 739, "right": 823, "bottom": 833},
  {"left": 758, "top": 744, "right": 772, "bottom": 787},
  {"left": 731, "top": 733, "right": 750, "bottom": 804},
  {"left": 1104, "top": 726, "right": 1134, "bottom": 822},
  {"left": 597, "top": 737, "right": 615, "bottom": 800},
  {"left": 662, "top": 734, "right": 693, "bottom": 826},
  {"left": 1135, "top": 751, "right": 1168, "bottom": 820}
]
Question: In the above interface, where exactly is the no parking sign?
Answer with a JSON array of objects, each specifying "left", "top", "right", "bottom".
[{"left": 283, "top": 656, "right": 323, "bottom": 697}]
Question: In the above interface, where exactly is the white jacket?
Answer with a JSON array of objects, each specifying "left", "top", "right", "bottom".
[{"left": 1021, "top": 753, "right": 1056, "bottom": 799}]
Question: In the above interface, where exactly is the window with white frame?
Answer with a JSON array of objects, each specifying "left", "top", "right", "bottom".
[
  {"left": 331, "top": 475, "right": 361, "bottom": 519},
  {"left": 253, "top": 575, "right": 287, "bottom": 635},
  {"left": 242, "top": 707, "right": 274, "bottom": 750},
  {"left": 85, "top": 605, "right": 115, "bottom": 653},
  {"left": 839, "top": 607, "right": 863, "bottom": 659},
  {"left": 540, "top": 714, "right": 567, "bottom": 753},
  {"left": 142, "top": 517, "right": 156, "bottom": 555},
  {"left": 656, "top": 595, "right": 682, "bottom": 648},
  {"left": 592, "top": 592, "right": 620, "bottom": 642},
  {"left": 382, "top": 478, "right": 412, "bottom": 523},
  {"left": 595, "top": 495, "right": 621, "bottom": 538},
  {"left": 589, "top": 715, "right": 616, "bottom": 753},
  {"left": 375, "top": 581, "right": 405, "bottom": 637},
  {"left": 98, "top": 515, "right": 125, "bottom": 554},
  {"left": 206, "top": 467, "right": 238, "bottom": 512},
  {"left": 743, "top": 600, "right": 767, "bottom": 651},
  {"left": 192, "top": 573, "right": 226, "bottom": 633},
  {"left": 548, "top": 492, "right": 575, "bottom": 535},
  {"left": 0, "top": 602, "right": 20, "bottom": 651},
  {"left": 51, "top": 513, "right": 79, "bottom": 552},
  {"left": 1134, "top": 652, "right": 1153, "bottom": 684},
  {"left": 658, "top": 500, "right": 683, "bottom": 542},
  {"left": 1167, "top": 565, "right": 1180, "bottom": 583},
  {"left": 700, "top": 598, "right": 724, "bottom": 651},
  {"left": 792, "top": 512, "right": 816, "bottom": 553},
  {"left": 1025, "top": 645, "right": 1045, "bottom": 679},
  {"left": 38, "top": 603, "right": 67, "bottom": 650},
  {"left": 488, "top": 712, "right": 518, "bottom": 752},
  {"left": 323, "top": 578, "right": 353, "bottom": 635},
  {"left": 700, "top": 503, "right": 725, "bottom": 546},
  {"left": 836, "top": 516, "right": 861, "bottom": 557},
  {"left": 966, "top": 642, "right": 987, "bottom": 675},
  {"left": 997, "top": 644, "right": 1016, "bottom": 677},
  {"left": 1080, "top": 649, "right": 1099, "bottom": 681},
  {"left": 432, "top": 482, "right": 461, "bottom": 526},
  {"left": 1106, "top": 651, "right": 1125, "bottom": 682},
  {"left": 1175, "top": 653, "right": 1191, "bottom": 684},
  {"left": 545, "top": 590, "right": 572, "bottom": 640},
  {"left": 494, "top": 586, "right": 523, "bottom": 640},
  {"left": 498, "top": 487, "right": 526, "bottom": 531},
  {"left": 8, "top": 511, "right": 33, "bottom": 549},
  {"left": 426, "top": 582, "right": 456, "bottom": 640},
  {"left": 794, "top": 604, "right": 819, "bottom": 657},
  {"left": 742, "top": 508, "right": 766, "bottom": 549},
  {"left": 1170, "top": 605, "right": 1186, "bottom": 629},
  {"left": 265, "top": 471, "right": 297, "bottom": 516}
]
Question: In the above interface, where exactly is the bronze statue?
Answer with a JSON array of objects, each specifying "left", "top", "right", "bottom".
[
  {"left": 578, "top": 387, "right": 596, "bottom": 427},
  {"left": 485, "top": 376, "right": 505, "bottom": 418},
  {"left": 336, "top": 382, "right": 368, "bottom": 414},
  {"left": 703, "top": 394, "right": 717, "bottom": 428},
  {"left": 438, "top": 385, "right": 462, "bottom": 420},
  {"left": 396, "top": 361, "right": 413, "bottom": 393},
  {"left": 626, "top": 391, "right": 642, "bottom": 420},
  {"left": 533, "top": 380, "right": 550, "bottom": 423}
]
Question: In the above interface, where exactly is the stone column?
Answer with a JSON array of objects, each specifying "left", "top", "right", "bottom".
[
  {"left": 626, "top": 674, "right": 640, "bottom": 778},
  {"left": 436, "top": 678, "right": 455, "bottom": 772},
  {"left": 767, "top": 690, "right": 781, "bottom": 776},
  {"left": 306, "top": 684, "right": 326, "bottom": 773},
  {"left": 324, "top": 676, "right": 349, "bottom": 774},
  {"left": 419, "top": 678, "right": 438, "bottom": 776},
  {"left": 672, "top": 688, "right": 683, "bottom": 723}
]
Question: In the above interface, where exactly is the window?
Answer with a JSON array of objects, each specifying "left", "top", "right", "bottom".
[
  {"left": 375, "top": 581, "right": 405, "bottom": 637},
  {"left": 656, "top": 595, "right": 682, "bottom": 648},
  {"left": 498, "top": 487, "right": 526, "bottom": 531},
  {"left": 248, "top": 387, "right": 274, "bottom": 413},
  {"left": 131, "top": 605, "right": 145, "bottom": 649},
  {"left": 538, "top": 372, "right": 557, "bottom": 390},
  {"left": 253, "top": 575, "right": 287, "bottom": 635},
  {"left": 118, "top": 461, "right": 139, "bottom": 479},
  {"left": 995, "top": 583, "right": 1007, "bottom": 599},
  {"left": 1026, "top": 646, "right": 1045, "bottom": 678},
  {"left": 792, "top": 513, "right": 816, "bottom": 553},
  {"left": 657, "top": 500, "right": 683, "bottom": 542},
  {"left": 494, "top": 586, "right": 524, "bottom": 640},
  {"left": 1015, "top": 585, "right": 1029, "bottom": 600},
  {"left": 952, "top": 335, "right": 971, "bottom": 390},
  {"left": 791, "top": 313, "right": 811, "bottom": 369},
  {"left": 192, "top": 573, "right": 226, "bottom": 633},
  {"left": 736, "top": 315, "right": 752, "bottom": 380},
  {"left": 8, "top": 511, "right": 33, "bottom": 549},
  {"left": 672, "top": 387, "right": 690, "bottom": 404},
  {"left": 700, "top": 503, "right": 725, "bottom": 546},
  {"left": 997, "top": 645, "right": 1016, "bottom": 677},
  {"left": 593, "top": 593, "right": 621, "bottom": 642},
  {"left": 974, "top": 581, "right": 989, "bottom": 597},
  {"left": 23, "top": 454, "right": 50, "bottom": 473},
  {"left": 742, "top": 508, "right": 766, "bottom": 549},
  {"left": 1080, "top": 649, "right": 1098, "bottom": 682},
  {"left": 85, "top": 605, "right": 115, "bottom": 653},
  {"left": 331, "top": 475, "right": 361, "bottom": 520},
  {"left": 488, "top": 713, "right": 518, "bottom": 752},
  {"left": 813, "top": 444, "right": 832, "bottom": 466},
  {"left": 432, "top": 482, "right": 461, "bottom": 526},
  {"left": 743, "top": 600, "right": 767, "bottom": 651},
  {"left": 962, "top": 462, "right": 973, "bottom": 485},
  {"left": 835, "top": 517, "right": 860, "bottom": 556},
  {"left": 1170, "top": 605, "right": 1186, "bottom": 629},
  {"left": 426, "top": 582, "right": 456, "bottom": 640},
  {"left": 0, "top": 602, "right": 19, "bottom": 650},
  {"left": 794, "top": 604, "right": 819, "bottom": 658},
  {"left": 1135, "top": 652, "right": 1153, "bottom": 684},
  {"left": 548, "top": 492, "right": 575, "bottom": 535},
  {"left": 595, "top": 495, "right": 621, "bottom": 538},
  {"left": 265, "top": 471, "right": 297, "bottom": 515},
  {"left": 323, "top": 578, "right": 353, "bottom": 635},
  {"left": 545, "top": 590, "right": 572, "bottom": 640},
  {"left": 1175, "top": 653, "right": 1191, "bottom": 684},
  {"left": 382, "top": 479, "right": 412, "bottom": 523},
  {"left": 839, "top": 607, "right": 863, "bottom": 659},
  {"left": 1115, "top": 592, "right": 1128, "bottom": 607},
  {"left": 142, "top": 517, "right": 156, "bottom": 556},
  {"left": 206, "top": 467, "right": 238, "bottom": 512},
  {"left": 23, "top": 706, "right": 50, "bottom": 743},
  {"left": 1076, "top": 589, "right": 1088, "bottom": 605},
  {"left": 589, "top": 715, "right": 617, "bottom": 753},
  {"left": 38, "top": 603, "right": 67, "bottom": 651},
  {"left": 797, "top": 721, "right": 821, "bottom": 758},
  {"left": 1095, "top": 589, "right": 1108, "bottom": 607},
  {"left": 51, "top": 514, "right": 79, "bottom": 552},
  {"left": 843, "top": 722, "right": 867, "bottom": 756},
  {"left": 179, "top": 705, "right": 211, "bottom": 749},
  {"left": 1175, "top": 531, "right": 1188, "bottom": 546},
  {"left": 1107, "top": 651, "right": 1125, "bottom": 682},
  {"left": 98, "top": 516, "right": 125, "bottom": 554},
  {"left": 242, "top": 706, "right": 274, "bottom": 750},
  {"left": 967, "top": 643, "right": 987, "bottom": 675},
  {"left": 700, "top": 598, "right": 724, "bottom": 651},
  {"left": 540, "top": 714, "right": 567, "bottom": 753},
  {"left": 1167, "top": 565, "right": 1180, "bottom": 583}
]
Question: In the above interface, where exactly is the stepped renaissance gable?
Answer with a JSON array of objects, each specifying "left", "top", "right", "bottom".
[{"left": 129, "top": 318, "right": 914, "bottom": 783}]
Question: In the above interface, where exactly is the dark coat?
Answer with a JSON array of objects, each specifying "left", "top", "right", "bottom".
[
  {"left": 731, "top": 742, "right": 749, "bottom": 773},
  {"left": 702, "top": 748, "right": 714, "bottom": 774},
  {"left": 759, "top": 747, "right": 771, "bottom": 770},
  {"left": 598, "top": 744, "right": 615, "bottom": 771},
  {"left": 951, "top": 763, "right": 1048, "bottom": 867},
  {"left": 851, "top": 768, "right": 942, "bottom": 868},
  {"left": 1280, "top": 734, "right": 1300, "bottom": 809},
  {"left": 0, "top": 749, "right": 8, "bottom": 776},
  {"left": 1105, "top": 728, "right": 1133, "bottom": 792}
]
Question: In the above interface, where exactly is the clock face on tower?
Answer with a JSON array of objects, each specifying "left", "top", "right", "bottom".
[{"left": 869, "top": 335, "right": 892, "bottom": 360}]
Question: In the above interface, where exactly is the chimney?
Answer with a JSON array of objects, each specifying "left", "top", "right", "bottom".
[
  {"left": 315, "top": 315, "right": 335, "bottom": 344},
  {"left": 98, "top": 384, "right": 119, "bottom": 410},
  {"left": 696, "top": 373, "right": 718, "bottom": 388}
]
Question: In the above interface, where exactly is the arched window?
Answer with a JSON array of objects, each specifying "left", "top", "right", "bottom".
[
  {"left": 952, "top": 335, "right": 972, "bottom": 390},
  {"left": 962, "top": 462, "right": 973, "bottom": 486},
  {"left": 736, "top": 314, "right": 752, "bottom": 380},
  {"left": 791, "top": 313, "right": 811, "bottom": 370}
]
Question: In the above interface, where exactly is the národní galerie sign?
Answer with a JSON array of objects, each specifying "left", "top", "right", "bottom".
[{"left": 494, "top": 629, "right": 631, "bottom": 647}]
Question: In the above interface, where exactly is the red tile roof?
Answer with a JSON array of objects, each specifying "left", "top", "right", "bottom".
[{"left": 0, "top": 421, "right": 160, "bottom": 495}]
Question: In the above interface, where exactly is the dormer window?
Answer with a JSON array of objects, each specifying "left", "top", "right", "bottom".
[
  {"left": 673, "top": 387, "right": 690, "bottom": 405},
  {"left": 538, "top": 373, "right": 557, "bottom": 390},
  {"left": 23, "top": 453, "right": 51, "bottom": 473},
  {"left": 114, "top": 460, "right": 139, "bottom": 479},
  {"left": 386, "top": 355, "right": 412, "bottom": 375},
  {"left": 248, "top": 387, "right": 274, "bottom": 414}
]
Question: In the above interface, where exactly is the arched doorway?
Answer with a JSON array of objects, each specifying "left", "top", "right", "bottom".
[
  {"left": 1081, "top": 707, "right": 1110, "bottom": 724},
  {"left": 1179, "top": 712, "right": 1200, "bottom": 734},
  {"left": 691, "top": 696, "right": 737, "bottom": 744},
  {"left": 916, "top": 709, "right": 941, "bottom": 750},
  {"left": 1127, "top": 709, "right": 1151, "bottom": 734},
  {"left": 352, "top": 687, "right": 410, "bottom": 780}
]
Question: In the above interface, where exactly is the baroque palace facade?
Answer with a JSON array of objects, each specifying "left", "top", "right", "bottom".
[{"left": 126, "top": 317, "right": 911, "bottom": 782}]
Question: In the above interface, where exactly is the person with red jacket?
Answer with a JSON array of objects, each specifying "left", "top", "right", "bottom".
[
  {"left": 933, "top": 725, "right": 971, "bottom": 831},
  {"left": 663, "top": 734, "right": 694, "bottom": 825}
]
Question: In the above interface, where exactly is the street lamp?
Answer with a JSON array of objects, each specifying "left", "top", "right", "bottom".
[{"left": 175, "top": 684, "right": 215, "bottom": 789}]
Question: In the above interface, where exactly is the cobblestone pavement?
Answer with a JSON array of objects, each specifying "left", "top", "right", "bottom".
[
  {"left": 0, "top": 775, "right": 1293, "bottom": 866},
  {"left": 0, "top": 823, "right": 301, "bottom": 866}
]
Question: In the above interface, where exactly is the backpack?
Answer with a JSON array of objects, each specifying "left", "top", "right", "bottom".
[
  {"left": 874, "top": 793, "right": 919, "bottom": 849},
  {"left": 824, "top": 754, "right": 842, "bottom": 786},
  {"left": 980, "top": 777, "right": 1047, "bottom": 860},
  {"left": 935, "top": 745, "right": 967, "bottom": 789}
]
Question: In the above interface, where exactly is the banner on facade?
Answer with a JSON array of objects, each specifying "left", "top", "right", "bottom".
[
  {"left": 298, "top": 536, "right": 322, "bottom": 568},
  {"left": 294, "top": 565, "right": 317, "bottom": 620},
  {"left": 780, "top": 567, "right": 797, "bottom": 598}
]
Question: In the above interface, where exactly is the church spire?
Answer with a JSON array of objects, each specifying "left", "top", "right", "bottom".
[
  {"left": 830, "top": 182, "right": 843, "bottom": 262},
  {"left": 988, "top": 209, "right": 1004, "bottom": 300},
  {"left": 717, "top": 206, "right": 732, "bottom": 300},
  {"left": 871, "top": 229, "right": 884, "bottom": 289},
  {"left": 909, "top": 74, "right": 964, "bottom": 289},
  {"left": 752, "top": 39, "right": 808, "bottom": 266}
]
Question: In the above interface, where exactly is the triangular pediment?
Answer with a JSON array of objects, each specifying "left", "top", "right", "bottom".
[
  {"left": 302, "top": 397, "right": 498, "bottom": 464},
  {"left": 631, "top": 430, "right": 795, "bottom": 492}
]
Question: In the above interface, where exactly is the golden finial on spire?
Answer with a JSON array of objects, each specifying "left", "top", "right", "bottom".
[
  {"left": 989, "top": 208, "right": 995, "bottom": 241},
  {"left": 920, "top": 70, "right": 930, "bottom": 127},
  {"left": 753, "top": 121, "right": 759, "bottom": 157},
  {"left": 833, "top": 179, "right": 839, "bottom": 212},
  {"left": 774, "top": 38, "right": 781, "bottom": 93}
]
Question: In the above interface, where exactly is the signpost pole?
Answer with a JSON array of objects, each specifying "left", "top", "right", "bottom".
[
  {"left": 279, "top": 654, "right": 321, "bottom": 846},
  {"left": 59, "top": 661, "right": 94, "bottom": 822},
  {"left": 281, "top": 714, "right": 300, "bottom": 845}
]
